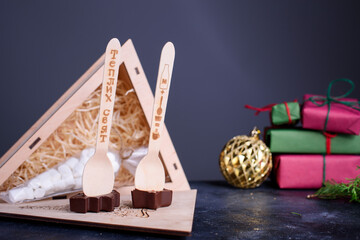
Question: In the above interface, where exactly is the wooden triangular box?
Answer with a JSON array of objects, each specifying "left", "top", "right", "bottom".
[
  {"left": 0, "top": 39, "right": 196, "bottom": 236},
  {"left": 0, "top": 39, "right": 190, "bottom": 194}
]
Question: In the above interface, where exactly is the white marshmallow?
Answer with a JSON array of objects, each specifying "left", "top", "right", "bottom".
[
  {"left": 40, "top": 180, "right": 54, "bottom": 195},
  {"left": 62, "top": 175, "right": 75, "bottom": 189},
  {"left": 8, "top": 187, "right": 34, "bottom": 203},
  {"left": 107, "top": 151, "right": 120, "bottom": 173},
  {"left": 28, "top": 177, "right": 41, "bottom": 189},
  {"left": 8, "top": 187, "right": 27, "bottom": 203},
  {"left": 53, "top": 180, "right": 67, "bottom": 192},
  {"left": 24, "top": 187, "right": 34, "bottom": 200},
  {"left": 72, "top": 162, "right": 85, "bottom": 178},
  {"left": 73, "top": 177, "right": 82, "bottom": 190},
  {"left": 48, "top": 169, "right": 61, "bottom": 183},
  {"left": 65, "top": 157, "right": 79, "bottom": 170},
  {"left": 33, "top": 188, "right": 45, "bottom": 199},
  {"left": 37, "top": 171, "right": 52, "bottom": 182},
  {"left": 80, "top": 148, "right": 95, "bottom": 165},
  {"left": 58, "top": 164, "right": 72, "bottom": 178}
]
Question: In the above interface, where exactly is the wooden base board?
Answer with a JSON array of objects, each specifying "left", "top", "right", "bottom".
[{"left": 0, "top": 190, "right": 197, "bottom": 236}]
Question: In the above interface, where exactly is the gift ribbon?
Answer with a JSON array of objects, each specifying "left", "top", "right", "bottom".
[
  {"left": 322, "top": 132, "right": 337, "bottom": 184},
  {"left": 245, "top": 100, "right": 298, "bottom": 124},
  {"left": 244, "top": 103, "right": 276, "bottom": 116},
  {"left": 306, "top": 78, "right": 360, "bottom": 132},
  {"left": 307, "top": 78, "right": 360, "bottom": 185},
  {"left": 284, "top": 102, "right": 292, "bottom": 124},
  {"left": 323, "top": 132, "right": 337, "bottom": 155}
]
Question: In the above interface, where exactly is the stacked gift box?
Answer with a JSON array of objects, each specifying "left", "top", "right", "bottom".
[{"left": 246, "top": 79, "right": 360, "bottom": 189}]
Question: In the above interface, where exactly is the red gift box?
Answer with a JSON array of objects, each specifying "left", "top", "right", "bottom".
[
  {"left": 273, "top": 154, "right": 360, "bottom": 189},
  {"left": 302, "top": 94, "right": 360, "bottom": 135}
]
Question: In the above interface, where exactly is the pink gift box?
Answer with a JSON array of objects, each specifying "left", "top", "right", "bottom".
[
  {"left": 302, "top": 94, "right": 360, "bottom": 135},
  {"left": 273, "top": 154, "right": 360, "bottom": 189}
]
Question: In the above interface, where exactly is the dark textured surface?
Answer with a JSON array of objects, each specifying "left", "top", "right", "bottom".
[
  {"left": 1, "top": 181, "right": 360, "bottom": 239},
  {"left": 0, "top": 1, "right": 360, "bottom": 181}
]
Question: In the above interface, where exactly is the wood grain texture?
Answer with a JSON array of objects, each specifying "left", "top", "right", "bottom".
[{"left": 0, "top": 190, "right": 197, "bottom": 236}]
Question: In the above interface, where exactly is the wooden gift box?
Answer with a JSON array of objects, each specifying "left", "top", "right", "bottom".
[{"left": 0, "top": 39, "right": 196, "bottom": 236}]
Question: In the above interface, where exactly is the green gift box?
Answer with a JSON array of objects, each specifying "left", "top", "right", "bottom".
[
  {"left": 266, "top": 128, "right": 360, "bottom": 154},
  {"left": 271, "top": 102, "right": 300, "bottom": 125}
]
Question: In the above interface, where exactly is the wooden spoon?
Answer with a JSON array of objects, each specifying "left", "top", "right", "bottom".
[
  {"left": 82, "top": 38, "right": 122, "bottom": 196},
  {"left": 134, "top": 42, "right": 175, "bottom": 191}
]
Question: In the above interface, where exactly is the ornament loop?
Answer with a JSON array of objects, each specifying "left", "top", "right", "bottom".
[{"left": 250, "top": 127, "right": 261, "bottom": 140}]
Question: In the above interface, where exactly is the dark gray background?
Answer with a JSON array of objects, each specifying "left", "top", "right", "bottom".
[{"left": 0, "top": 0, "right": 359, "bottom": 181}]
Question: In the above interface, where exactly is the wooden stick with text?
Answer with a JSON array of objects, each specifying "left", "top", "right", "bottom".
[
  {"left": 82, "top": 38, "right": 122, "bottom": 197},
  {"left": 135, "top": 42, "right": 175, "bottom": 191}
]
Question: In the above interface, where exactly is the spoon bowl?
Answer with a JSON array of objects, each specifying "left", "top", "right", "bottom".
[{"left": 134, "top": 153, "right": 165, "bottom": 191}]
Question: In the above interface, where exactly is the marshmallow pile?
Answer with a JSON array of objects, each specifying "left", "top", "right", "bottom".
[{"left": 7, "top": 148, "right": 120, "bottom": 203}]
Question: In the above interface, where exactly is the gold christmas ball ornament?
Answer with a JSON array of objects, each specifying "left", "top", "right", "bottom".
[{"left": 219, "top": 127, "right": 272, "bottom": 188}]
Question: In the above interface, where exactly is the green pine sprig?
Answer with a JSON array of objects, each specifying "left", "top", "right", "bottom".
[{"left": 309, "top": 168, "right": 360, "bottom": 203}]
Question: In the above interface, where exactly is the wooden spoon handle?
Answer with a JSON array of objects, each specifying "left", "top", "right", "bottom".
[
  {"left": 148, "top": 42, "right": 175, "bottom": 154},
  {"left": 96, "top": 38, "right": 122, "bottom": 154}
]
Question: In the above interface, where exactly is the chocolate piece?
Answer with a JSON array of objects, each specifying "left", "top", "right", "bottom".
[
  {"left": 69, "top": 190, "right": 120, "bottom": 213},
  {"left": 70, "top": 193, "right": 88, "bottom": 213},
  {"left": 131, "top": 189, "right": 172, "bottom": 210}
]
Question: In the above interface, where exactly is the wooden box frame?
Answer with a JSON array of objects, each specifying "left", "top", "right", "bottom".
[{"left": 0, "top": 39, "right": 190, "bottom": 193}]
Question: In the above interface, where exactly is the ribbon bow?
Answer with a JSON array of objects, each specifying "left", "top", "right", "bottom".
[{"left": 306, "top": 78, "right": 360, "bottom": 132}]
